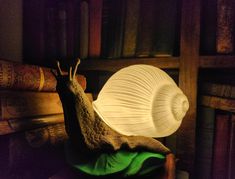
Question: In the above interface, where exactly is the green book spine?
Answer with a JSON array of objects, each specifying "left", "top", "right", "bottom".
[
  {"left": 195, "top": 106, "right": 215, "bottom": 179},
  {"left": 122, "top": 0, "right": 140, "bottom": 58},
  {"left": 152, "top": 0, "right": 178, "bottom": 57}
]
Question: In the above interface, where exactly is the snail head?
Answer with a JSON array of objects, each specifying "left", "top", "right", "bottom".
[{"left": 51, "top": 59, "right": 81, "bottom": 98}]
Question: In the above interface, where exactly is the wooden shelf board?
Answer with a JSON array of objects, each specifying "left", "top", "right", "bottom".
[
  {"left": 200, "top": 95, "right": 235, "bottom": 113},
  {"left": 200, "top": 56, "right": 235, "bottom": 68},
  {"left": 78, "top": 57, "right": 179, "bottom": 71}
]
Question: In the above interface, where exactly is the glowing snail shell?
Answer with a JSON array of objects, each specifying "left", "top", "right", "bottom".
[{"left": 92, "top": 64, "right": 189, "bottom": 138}]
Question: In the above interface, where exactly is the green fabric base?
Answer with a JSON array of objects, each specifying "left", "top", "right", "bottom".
[{"left": 65, "top": 141, "right": 166, "bottom": 177}]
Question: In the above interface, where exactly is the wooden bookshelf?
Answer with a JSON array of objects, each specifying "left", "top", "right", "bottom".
[{"left": 1, "top": 0, "right": 235, "bottom": 178}]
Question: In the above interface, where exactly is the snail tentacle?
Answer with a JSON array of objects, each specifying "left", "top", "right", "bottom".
[
  {"left": 56, "top": 61, "right": 63, "bottom": 76},
  {"left": 73, "top": 58, "right": 80, "bottom": 79}
]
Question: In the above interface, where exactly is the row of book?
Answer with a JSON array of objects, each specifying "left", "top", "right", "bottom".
[
  {"left": 196, "top": 82, "right": 235, "bottom": 179},
  {"left": 23, "top": 0, "right": 235, "bottom": 67},
  {"left": 0, "top": 59, "right": 88, "bottom": 178},
  {"left": 23, "top": 0, "right": 180, "bottom": 66}
]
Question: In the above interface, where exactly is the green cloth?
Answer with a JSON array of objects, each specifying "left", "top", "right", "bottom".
[{"left": 65, "top": 141, "right": 166, "bottom": 177}]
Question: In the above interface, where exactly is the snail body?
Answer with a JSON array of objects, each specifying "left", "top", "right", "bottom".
[{"left": 53, "top": 60, "right": 171, "bottom": 154}]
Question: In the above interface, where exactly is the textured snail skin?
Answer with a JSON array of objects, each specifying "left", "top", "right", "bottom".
[{"left": 54, "top": 61, "right": 170, "bottom": 155}]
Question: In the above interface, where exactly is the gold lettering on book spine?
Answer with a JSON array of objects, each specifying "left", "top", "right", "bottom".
[
  {"left": 0, "top": 62, "right": 14, "bottom": 88},
  {"left": 38, "top": 67, "right": 45, "bottom": 91}
]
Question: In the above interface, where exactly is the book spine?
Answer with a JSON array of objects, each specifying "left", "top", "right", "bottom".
[
  {"left": 0, "top": 114, "right": 64, "bottom": 135},
  {"left": 101, "top": 0, "right": 125, "bottom": 59},
  {"left": 136, "top": 0, "right": 156, "bottom": 57},
  {"left": 24, "top": 123, "right": 68, "bottom": 147},
  {"left": 152, "top": 0, "right": 178, "bottom": 57},
  {"left": 66, "top": 0, "right": 76, "bottom": 60},
  {"left": 0, "top": 0, "right": 23, "bottom": 62},
  {"left": 111, "top": 0, "right": 125, "bottom": 59},
  {"left": 80, "top": 0, "right": 89, "bottom": 59},
  {"left": 0, "top": 60, "right": 86, "bottom": 91},
  {"left": 212, "top": 112, "right": 230, "bottom": 179},
  {"left": 228, "top": 115, "right": 235, "bottom": 179},
  {"left": 101, "top": 0, "right": 111, "bottom": 58},
  {"left": 45, "top": 2, "right": 58, "bottom": 66},
  {"left": 6, "top": 124, "right": 67, "bottom": 175},
  {"left": 0, "top": 92, "right": 92, "bottom": 120},
  {"left": 122, "top": 0, "right": 140, "bottom": 58},
  {"left": 88, "top": 0, "right": 103, "bottom": 58},
  {"left": 201, "top": 83, "right": 235, "bottom": 99},
  {"left": 0, "top": 91, "right": 63, "bottom": 119},
  {"left": 23, "top": 0, "right": 46, "bottom": 65},
  {"left": 57, "top": 0, "right": 67, "bottom": 59},
  {"left": 216, "top": 0, "right": 235, "bottom": 54},
  {"left": 195, "top": 106, "right": 215, "bottom": 179},
  {"left": 200, "top": 0, "right": 217, "bottom": 54}
]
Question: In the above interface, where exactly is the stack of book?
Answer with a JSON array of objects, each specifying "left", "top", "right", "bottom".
[
  {"left": 0, "top": 59, "right": 87, "bottom": 178},
  {"left": 196, "top": 82, "right": 235, "bottom": 179}
]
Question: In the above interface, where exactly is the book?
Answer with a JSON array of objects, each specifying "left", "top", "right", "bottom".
[
  {"left": 200, "top": 82, "right": 235, "bottom": 99},
  {"left": 45, "top": 1, "right": 58, "bottom": 65},
  {"left": 0, "top": 114, "right": 64, "bottom": 135},
  {"left": 136, "top": 0, "right": 156, "bottom": 57},
  {"left": 23, "top": 0, "right": 46, "bottom": 65},
  {"left": 228, "top": 114, "right": 235, "bottom": 179},
  {"left": 200, "top": 95, "right": 235, "bottom": 112},
  {"left": 101, "top": 0, "right": 125, "bottom": 58},
  {"left": 0, "top": 59, "right": 86, "bottom": 91},
  {"left": 0, "top": 123, "right": 68, "bottom": 178},
  {"left": 66, "top": 0, "right": 76, "bottom": 60},
  {"left": 195, "top": 106, "right": 215, "bottom": 179},
  {"left": 88, "top": 0, "right": 103, "bottom": 58},
  {"left": 0, "top": 91, "right": 63, "bottom": 119},
  {"left": 152, "top": 0, "right": 178, "bottom": 57},
  {"left": 216, "top": 0, "right": 235, "bottom": 54},
  {"left": 0, "top": 92, "right": 93, "bottom": 120},
  {"left": 212, "top": 112, "right": 230, "bottom": 179},
  {"left": 200, "top": 0, "right": 217, "bottom": 54},
  {"left": 80, "top": 0, "right": 89, "bottom": 59},
  {"left": 122, "top": 0, "right": 140, "bottom": 58},
  {"left": 0, "top": 0, "right": 23, "bottom": 62},
  {"left": 176, "top": 170, "right": 189, "bottom": 179},
  {"left": 57, "top": 0, "right": 67, "bottom": 59}
]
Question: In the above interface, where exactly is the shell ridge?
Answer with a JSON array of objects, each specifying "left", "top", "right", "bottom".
[{"left": 93, "top": 64, "right": 189, "bottom": 137}]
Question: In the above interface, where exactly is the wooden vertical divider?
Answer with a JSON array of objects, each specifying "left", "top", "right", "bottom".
[{"left": 177, "top": 0, "right": 200, "bottom": 176}]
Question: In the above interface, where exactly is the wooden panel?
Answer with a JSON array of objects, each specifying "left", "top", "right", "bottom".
[
  {"left": 78, "top": 57, "right": 179, "bottom": 72},
  {"left": 200, "top": 55, "right": 235, "bottom": 68},
  {"left": 178, "top": 0, "right": 200, "bottom": 175}
]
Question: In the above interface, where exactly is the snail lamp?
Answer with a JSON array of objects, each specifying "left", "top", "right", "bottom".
[{"left": 52, "top": 59, "right": 189, "bottom": 178}]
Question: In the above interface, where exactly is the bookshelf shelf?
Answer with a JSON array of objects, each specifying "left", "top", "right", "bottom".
[
  {"left": 79, "top": 55, "right": 235, "bottom": 72},
  {"left": 79, "top": 57, "right": 179, "bottom": 71},
  {"left": 200, "top": 56, "right": 235, "bottom": 68},
  {"left": 200, "top": 95, "right": 235, "bottom": 113}
]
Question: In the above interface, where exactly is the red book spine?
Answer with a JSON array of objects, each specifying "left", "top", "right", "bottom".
[
  {"left": 212, "top": 113, "right": 230, "bottom": 179},
  {"left": 228, "top": 115, "right": 235, "bottom": 179},
  {"left": 216, "top": 0, "right": 235, "bottom": 54},
  {"left": 88, "top": 0, "right": 103, "bottom": 58}
]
